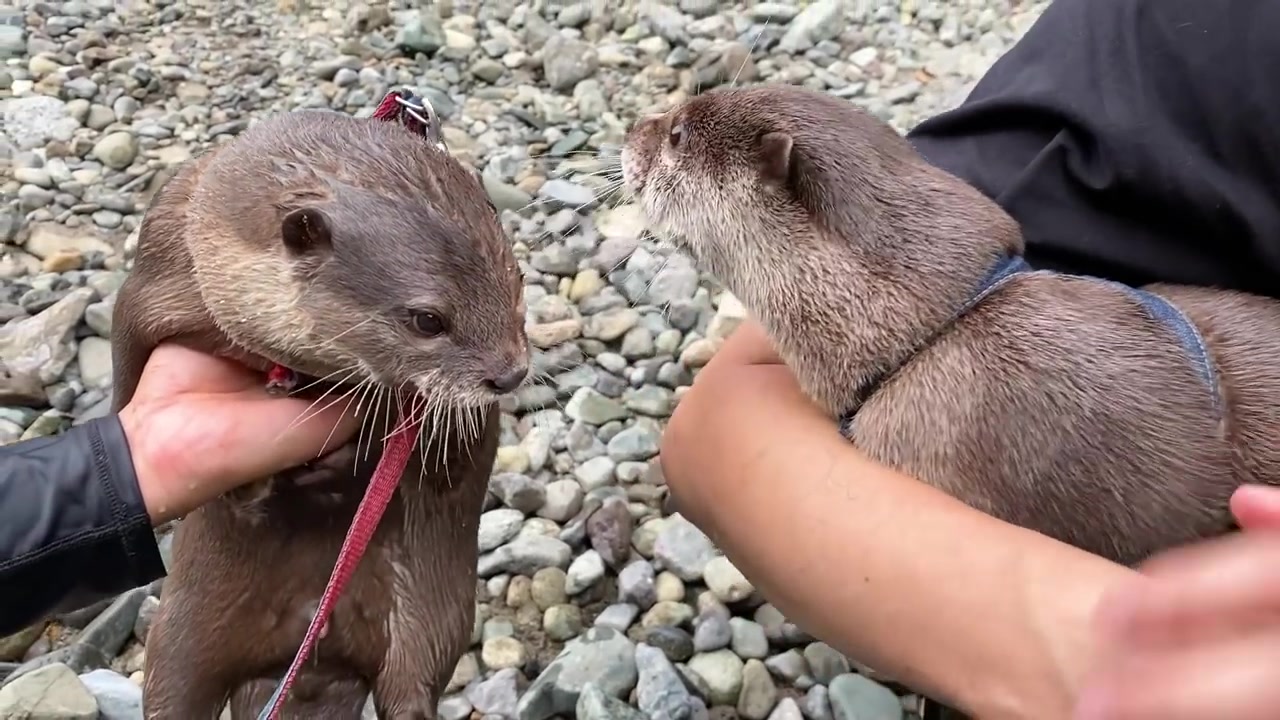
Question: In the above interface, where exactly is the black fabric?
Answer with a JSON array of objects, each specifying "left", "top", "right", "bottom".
[
  {"left": 907, "top": 0, "right": 1280, "bottom": 298},
  {"left": 0, "top": 416, "right": 165, "bottom": 636}
]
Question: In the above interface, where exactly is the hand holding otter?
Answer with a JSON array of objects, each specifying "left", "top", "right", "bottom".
[
  {"left": 1075, "top": 484, "right": 1280, "bottom": 720},
  {"left": 117, "top": 343, "right": 362, "bottom": 524}
]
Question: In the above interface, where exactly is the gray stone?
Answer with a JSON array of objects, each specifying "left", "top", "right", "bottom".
[
  {"left": 3, "top": 96, "right": 70, "bottom": 151},
  {"left": 565, "top": 549, "right": 605, "bottom": 595},
  {"left": 685, "top": 649, "right": 744, "bottom": 707},
  {"left": 729, "top": 618, "right": 770, "bottom": 660},
  {"left": 465, "top": 667, "right": 520, "bottom": 718},
  {"left": 828, "top": 673, "right": 903, "bottom": 720},
  {"left": 79, "top": 669, "right": 142, "bottom": 720},
  {"left": 0, "top": 663, "right": 98, "bottom": 719},
  {"left": 617, "top": 560, "right": 657, "bottom": 610},
  {"left": 477, "top": 534, "right": 572, "bottom": 578},
  {"left": 478, "top": 508, "right": 525, "bottom": 553},
  {"left": 543, "top": 34, "right": 599, "bottom": 92},
  {"left": 565, "top": 387, "right": 628, "bottom": 425},
  {"left": 0, "top": 287, "right": 95, "bottom": 405},
  {"left": 653, "top": 515, "right": 718, "bottom": 582},
  {"left": 593, "top": 603, "right": 639, "bottom": 633},
  {"left": 516, "top": 627, "right": 637, "bottom": 720},
  {"left": 738, "top": 659, "right": 779, "bottom": 720},
  {"left": 396, "top": 9, "right": 446, "bottom": 55},
  {"left": 575, "top": 682, "right": 646, "bottom": 720},
  {"left": 803, "top": 642, "right": 851, "bottom": 686},
  {"left": 636, "top": 642, "right": 693, "bottom": 720},
  {"left": 92, "top": 132, "right": 139, "bottom": 170}
]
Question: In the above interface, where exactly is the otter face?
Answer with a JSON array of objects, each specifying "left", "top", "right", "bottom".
[
  {"left": 621, "top": 84, "right": 917, "bottom": 279},
  {"left": 274, "top": 187, "right": 529, "bottom": 410},
  {"left": 620, "top": 89, "right": 805, "bottom": 272}
]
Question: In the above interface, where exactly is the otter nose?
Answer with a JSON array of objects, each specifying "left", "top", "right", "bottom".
[{"left": 483, "top": 365, "right": 528, "bottom": 394}]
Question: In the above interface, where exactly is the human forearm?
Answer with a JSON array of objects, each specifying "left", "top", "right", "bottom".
[
  {"left": 662, "top": 361, "right": 1135, "bottom": 719},
  {"left": 0, "top": 416, "right": 166, "bottom": 635}
]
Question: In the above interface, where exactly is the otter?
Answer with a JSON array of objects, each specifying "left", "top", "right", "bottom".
[
  {"left": 111, "top": 94, "right": 529, "bottom": 719},
  {"left": 621, "top": 82, "right": 1280, "bottom": 569},
  {"left": 623, "top": 83, "right": 1280, "bottom": 719}
]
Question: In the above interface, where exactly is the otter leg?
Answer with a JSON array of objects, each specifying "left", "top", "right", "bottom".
[
  {"left": 229, "top": 676, "right": 369, "bottom": 720},
  {"left": 370, "top": 677, "right": 438, "bottom": 720},
  {"left": 142, "top": 591, "right": 235, "bottom": 719}
]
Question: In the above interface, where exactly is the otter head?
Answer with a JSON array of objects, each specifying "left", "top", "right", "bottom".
[
  {"left": 620, "top": 83, "right": 1020, "bottom": 285},
  {"left": 196, "top": 112, "right": 530, "bottom": 410}
]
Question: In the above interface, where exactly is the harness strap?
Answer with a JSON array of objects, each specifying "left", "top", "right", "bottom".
[
  {"left": 254, "top": 89, "right": 438, "bottom": 720},
  {"left": 838, "top": 254, "right": 1222, "bottom": 432}
]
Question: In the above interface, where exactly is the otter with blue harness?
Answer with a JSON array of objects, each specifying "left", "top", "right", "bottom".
[{"left": 621, "top": 81, "right": 1280, "bottom": 572}]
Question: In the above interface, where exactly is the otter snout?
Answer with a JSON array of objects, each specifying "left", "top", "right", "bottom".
[
  {"left": 483, "top": 364, "right": 528, "bottom": 394},
  {"left": 621, "top": 113, "right": 667, "bottom": 193}
]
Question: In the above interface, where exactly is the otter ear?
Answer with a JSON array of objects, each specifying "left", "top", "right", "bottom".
[
  {"left": 757, "top": 132, "right": 794, "bottom": 186},
  {"left": 280, "top": 207, "right": 331, "bottom": 254}
]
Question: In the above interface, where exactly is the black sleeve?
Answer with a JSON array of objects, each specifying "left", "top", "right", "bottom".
[
  {"left": 0, "top": 416, "right": 166, "bottom": 636},
  {"left": 906, "top": 0, "right": 1280, "bottom": 299}
]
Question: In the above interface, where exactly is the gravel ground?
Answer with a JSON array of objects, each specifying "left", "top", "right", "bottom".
[{"left": 0, "top": 1, "right": 1048, "bottom": 718}]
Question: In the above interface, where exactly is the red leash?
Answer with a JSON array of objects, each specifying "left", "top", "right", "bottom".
[
  {"left": 254, "top": 89, "right": 437, "bottom": 719},
  {"left": 257, "top": 410, "right": 419, "bottom": 719}
]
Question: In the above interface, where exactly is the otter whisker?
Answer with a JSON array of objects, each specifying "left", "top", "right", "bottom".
[
  {"left": 461, "top": 406, "right": 478, "bottom": 465},
  {"left": 404, "top": 384, "right": 431, "bottom": 492},
  {"left": 387, "top": 381, "right": 431, "bottom": 443},
  {"left": 438, "top": 401, "right": 453, "bottom": 488},
  {"left": 287, "top": 362, "right": 362, "bottom": 397},
  {"left": 525, "top": 149, "right": 610, "bottom": 161},
  {"left": 642, "top": 252, "right": 676, "bottom": 298},
  {"left": 730, "top": 18, "right": 771, "bottom": 89},
  {"left": 279, "top": 365, "right": 366, "bottom": 436},
  {"left": 318, "top": 388, "right": 363, "bottom": 458},
  {"left": 357, "top": 382, "right": 385, "bottom": 463},
  {"left": 567, "top": 167, "right": 623, "bottom": 182},
  {"left": 293, "top": 317, "right": 376, "bottom": 355},
  {"left": 274, "top": 377, "right": 367, "bottom": 446}
]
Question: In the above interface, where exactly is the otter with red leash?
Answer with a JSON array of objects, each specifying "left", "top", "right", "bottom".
[{"left": 111, "top": 91, "right": 529, "bottom": 719}]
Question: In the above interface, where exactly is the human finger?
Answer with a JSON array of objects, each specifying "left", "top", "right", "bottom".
[
  {"left": 1231, "top": 484, "right": 1280, "bottom": 532},
  {"left": 1095, "top": 532, "right": 1280, "bottom": 649},
  {"left": 1074, "top": 627, "right": 1280, "bottom": 720},
  {"left": 218, "top": 392, "right": 365, "bottom": 481}
]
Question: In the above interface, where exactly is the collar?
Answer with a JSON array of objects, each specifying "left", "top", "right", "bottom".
[{"left": 837, "top": 253, "right": 1222, "bottom": 434}]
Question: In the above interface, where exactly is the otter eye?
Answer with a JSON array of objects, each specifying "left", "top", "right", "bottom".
[
  {"left": 669, "top": 122, "right": 685, "bottom": 148},
  {"left": 410, "top": 312, "right": 447, "bottom": 337}
]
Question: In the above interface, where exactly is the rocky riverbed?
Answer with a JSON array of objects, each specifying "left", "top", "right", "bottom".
[{"left": 1, "top": 1, "right": 1047, "bottom": 718}]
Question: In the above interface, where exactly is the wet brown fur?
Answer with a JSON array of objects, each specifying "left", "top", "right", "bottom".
[
  {"left": 111, "top": 109, "right": 528, "bottom": 719},
  {"left": 622, "top": 82, "right": 1280, "bottom": 570}
]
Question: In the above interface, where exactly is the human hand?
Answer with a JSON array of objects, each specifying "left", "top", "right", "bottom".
[
  {"left": 1074, "top": 484, "right": 1280, "bottom": 720},
  {"left": 118, "top": 344, "right": 363, "bottom": 524},
  {"left": 702, "top": 317, "right": 785, "bottom": 370}
]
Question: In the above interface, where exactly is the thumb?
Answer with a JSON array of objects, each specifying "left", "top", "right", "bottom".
[
  {"left": 1232, "top": 485, "right": 1280, "bottom": 532},
  {"left": 235, "top": 394, "right": 365, "bottom": 478}
]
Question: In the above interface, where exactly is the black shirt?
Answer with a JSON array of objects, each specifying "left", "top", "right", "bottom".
[{"left": 908, "top": 0, "right": 1280, "bottom": 298}]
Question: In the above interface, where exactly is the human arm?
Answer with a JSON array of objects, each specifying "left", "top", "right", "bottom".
[
  {"left": 0, "top": 344, "right": 361, "bottom": 636},
  {"left": 660, "top": 321, "right": 1138, "bottom": 719},
  {"left": 0, "top": 415, "right": 165, "bottom": 637}
]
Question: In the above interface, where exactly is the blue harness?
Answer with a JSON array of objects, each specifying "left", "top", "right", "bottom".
[{"left": 837, "top": 254, "right": 1222, "bottom": 433}]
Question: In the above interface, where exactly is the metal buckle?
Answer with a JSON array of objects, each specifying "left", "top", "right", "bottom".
[{"left": 393, "top": 91, "right": 447, "bottom": 150}]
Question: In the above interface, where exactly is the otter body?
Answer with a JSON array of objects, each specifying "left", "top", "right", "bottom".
[
  {"left": 113, "top": 108, "right": 528, "bottom": 719},
  {"left": 621, "top": 83, "right": 1280, "bottom": 567}
]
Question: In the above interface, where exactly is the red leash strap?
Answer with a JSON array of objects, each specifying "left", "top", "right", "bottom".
[
  {"left": 257, "top": 413, "right": 419, "bottom": 719},
  {"left": 255, "top": 90, "right": 434, "bottom": 718}
]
